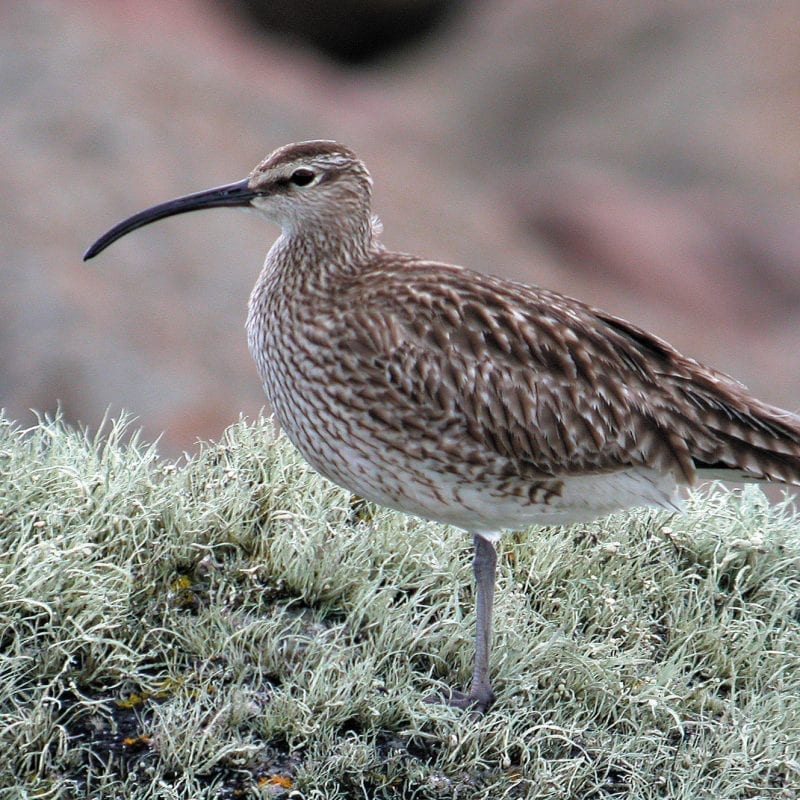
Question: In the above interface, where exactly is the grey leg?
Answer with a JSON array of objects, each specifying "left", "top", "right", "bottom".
[
  {"left": 467, "top": 533, "right": 497, "bottom": 710},
  {"left": 426, "top": 533, "right": 498, "bottom": 713}
]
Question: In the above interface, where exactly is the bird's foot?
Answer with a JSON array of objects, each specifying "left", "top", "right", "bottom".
[{"left": 424, "top": 683, "right": 495, "bottom": 715}]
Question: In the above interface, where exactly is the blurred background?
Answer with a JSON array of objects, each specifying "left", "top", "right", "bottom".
[{"left": 3, "top": 0, "right": 799, "bottom": 455}]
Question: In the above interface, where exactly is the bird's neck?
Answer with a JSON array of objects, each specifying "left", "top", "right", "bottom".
[{"left": 266, "top": 215, "right": 377, "bottom": 296}]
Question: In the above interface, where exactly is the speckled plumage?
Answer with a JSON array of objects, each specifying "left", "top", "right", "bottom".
[
  {"left": 244, "top": 143, "right": 800, "bottom": 535},
  {"left": 86, "top": 140, "right": 800, "bottom": 712}
]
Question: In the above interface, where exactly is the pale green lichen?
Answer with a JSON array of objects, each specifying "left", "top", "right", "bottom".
[{"left": 0, "top": 412, "right": 798, "bottom": 798}]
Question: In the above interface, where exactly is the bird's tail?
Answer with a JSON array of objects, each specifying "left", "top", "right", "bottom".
[{"left": 675, "top": 374, "right": 800, "bottom": 486}]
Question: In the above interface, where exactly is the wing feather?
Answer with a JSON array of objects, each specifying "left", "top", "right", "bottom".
[{"left": 325, "top": 256, "right": 800, "bottom": 485}]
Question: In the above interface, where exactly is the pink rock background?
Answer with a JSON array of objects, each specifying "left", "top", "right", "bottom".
[{"left": 3, "top": 0, "right": 799, "bottom": 454}]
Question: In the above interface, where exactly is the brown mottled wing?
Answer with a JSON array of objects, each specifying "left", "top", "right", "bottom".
[
  {"left": 336, "top": 258, "right": 800, "bottom": 485},
  {"left": 592, "top": 309, "right": 800, "bottom": 483}
]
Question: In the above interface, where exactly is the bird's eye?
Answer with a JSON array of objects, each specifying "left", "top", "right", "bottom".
[{"left": 289, "top": 169, "right": 315, "bottom": 187}]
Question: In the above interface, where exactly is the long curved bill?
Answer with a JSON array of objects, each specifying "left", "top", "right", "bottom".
[{"left": 83, "top": 178, "right": 256, "bottom": 260}]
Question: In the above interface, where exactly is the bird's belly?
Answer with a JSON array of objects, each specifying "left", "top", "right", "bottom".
[
  {"left": 355, "top": 462, "right": 683, "bottom": 540},
  {"left": 275, "top": 407, "right": 683, "bottom": 539}
]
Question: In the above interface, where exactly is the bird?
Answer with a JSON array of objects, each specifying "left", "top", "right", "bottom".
[{"left": 85, "top": 140, "right": 800, "bottom": 713}]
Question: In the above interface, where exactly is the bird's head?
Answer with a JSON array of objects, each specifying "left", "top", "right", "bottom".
[{"left": 84, "top": 140, "right": 373, "bottom": 260}]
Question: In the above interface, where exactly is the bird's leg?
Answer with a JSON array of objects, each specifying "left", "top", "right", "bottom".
[
  {"left": 428, "top": 533, "right": 498, "bottom": 713},
  {"left": 466, "top": 533, "right": 498, "bottom": 710}
]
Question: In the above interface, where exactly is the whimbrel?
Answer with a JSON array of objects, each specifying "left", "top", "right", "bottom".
[{"left": 85, "top": 140, "right": 800, "bottom": 712}]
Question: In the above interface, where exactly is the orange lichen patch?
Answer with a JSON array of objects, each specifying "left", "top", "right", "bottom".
[
  {"left": 258, "top": 774, "right": 293, "bottom": 789},
  {"left": 122, "top": 735, "right": 152, "bottom": 749},
  {"left": 115, "top": 676, "right": 186, "bottom": 708}
]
